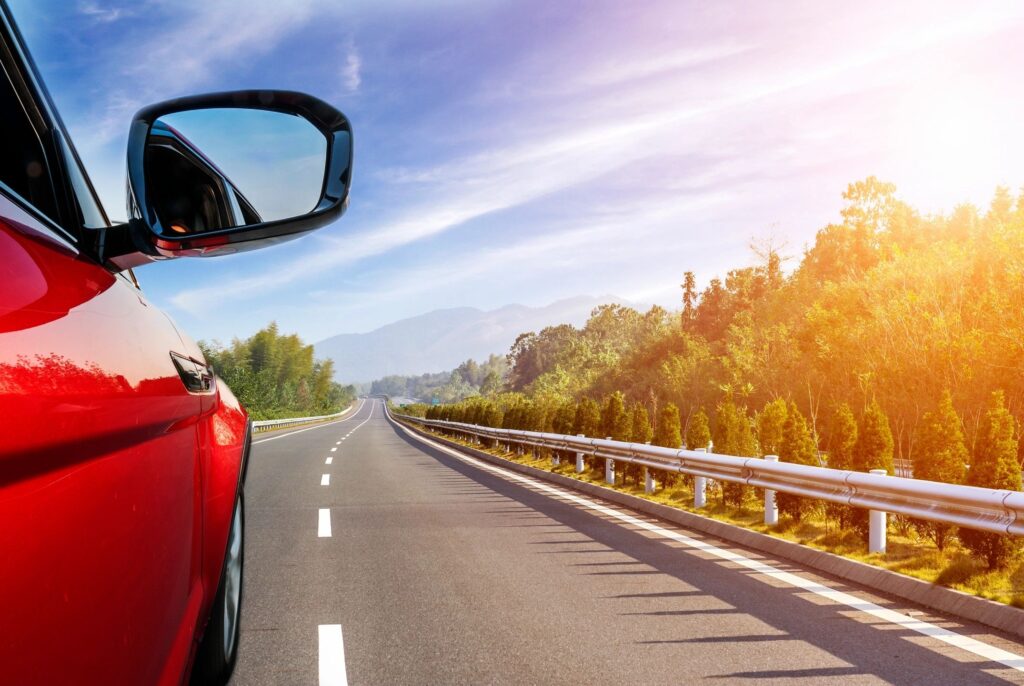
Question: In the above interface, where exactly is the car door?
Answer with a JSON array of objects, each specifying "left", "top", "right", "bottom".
[{"left": 0, "top": 18, "right": 205, "bottom": 686}]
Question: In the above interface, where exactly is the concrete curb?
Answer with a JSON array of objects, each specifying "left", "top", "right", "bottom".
[{"left": 398, "top": 418, "right": 1024, "bottom": 641}]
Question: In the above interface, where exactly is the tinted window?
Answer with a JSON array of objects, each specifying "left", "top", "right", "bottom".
[{"left": 0, "top": 59, "right": 59, "bottom": 224}]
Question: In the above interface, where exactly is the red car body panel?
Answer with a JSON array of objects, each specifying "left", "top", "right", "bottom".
[{"left": 0, "top": 191, "right": 248, "bottom": 684}]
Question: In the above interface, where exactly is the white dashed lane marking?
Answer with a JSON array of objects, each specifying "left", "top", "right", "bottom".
[
  {"left": 318, "top": 624, "right": 348, "bottom": 685},
  {"left": 318, "top": 509, "right": 332, "bottom": 538}
]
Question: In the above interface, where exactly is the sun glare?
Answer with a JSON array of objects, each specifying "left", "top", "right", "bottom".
[{"left": 889, "top": 78, "right": 1006, "bottom": 207}]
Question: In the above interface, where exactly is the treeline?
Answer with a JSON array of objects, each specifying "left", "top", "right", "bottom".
[
  {"left": 201, "top": 323, "right": 356, "bottom": 420},
  {"left": 370, "top": 354, "right": 507, "bottom": 403},
  {"left": 407, "top": 178, "right": 1024, "bottom": 568}
]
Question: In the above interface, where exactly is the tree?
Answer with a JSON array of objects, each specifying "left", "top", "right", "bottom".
[
  {"left": 756, "top": 398, "right": 788, "bottom": 456},
  {"left": 824, "top": 403, "right": 858, "bottom": 530},
  {"left": 853, "top": 400, "right": 894, "bottom": 473},
  {"left": 480, "top": 370, "right": 503, "bottom": 396},
  {"left": 655, "top": 403, "right": 683, "bottom": 449},
  {"left": 601, "top": 391, "right": 630, "bottom": 441},
  {"left": 850, "top": 400, "right": 894, "bottom": 536},
  {"left": 828, "top": 404, "right": 858, "bottom": 471},
  {"left": 713, "top": 396, "right": 757, "bottom": 507},
  {"left": 686, "top": 408, "right": 711, "bottom": 451},
  {"left": 200, "top": 323, "right": 354, "bottom": 420},
  {"left": 631, "top": 404, "right": 653, "bottom": 444},
  {"left": 681, "top": 271, "right": 697, "bottom": 330},
  {"left": 777, "top": 402, "right": 819, "bottom": 521},
  {"left": 912, "top": 390, "right": 968, "bottom": 550},
  {"left": 961, "top": 391, "right": 1022, "bottom": 568},
  {"left": 552, "top": 401, "right": 576, "bottom": 435},
  {"left": 624, "top": 403, "right": 653, "bottom": 484},
  {"left": 573, "top": 397, "right": 601, "bottom": 437}
]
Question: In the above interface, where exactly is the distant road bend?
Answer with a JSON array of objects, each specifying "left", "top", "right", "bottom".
[{"left": 230, "top": 398, "right": 1024, "bottom": 685}]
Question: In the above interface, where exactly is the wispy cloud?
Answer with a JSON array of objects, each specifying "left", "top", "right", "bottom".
[
  {"left": 18, "top": 0, "right": 1024, "bottom": 342},
  {"left": 342, "top": 43, "right": 362, "bottom": 93},
  {"left": 167, "top": 4, "right": 1019, "bottom": 320},
  {"left": 77, "top": 1, "right": 131, "bottom": 23}
]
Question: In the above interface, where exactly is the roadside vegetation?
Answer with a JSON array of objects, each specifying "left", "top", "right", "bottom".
[
  {"left": 397, "top": 177, "right": 1024, "bottom": 600},
  {"left": 370, "top": 355, "right": 508, "bottom": 403},
  {"left": 201, "top": 323, "right": 356, "bottom": 420}
]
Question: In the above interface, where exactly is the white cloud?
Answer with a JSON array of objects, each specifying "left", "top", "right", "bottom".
[
  {"left": 78, "top": 1, "right": 130, "bottom": 23},
  {"left": 157, "top": 0, "right": 1024, "bottom": 332},
  {"left": 342, "top": 43, "right": 362, "bottom": 93}
]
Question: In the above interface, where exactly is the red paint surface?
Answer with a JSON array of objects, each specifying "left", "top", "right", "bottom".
[{"left": 0, "top": 194, "right": 246, "bottom": 685}]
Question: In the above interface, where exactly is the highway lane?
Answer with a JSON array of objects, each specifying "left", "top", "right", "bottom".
[{"left": 229, "top": 398, "right": 1024, "bottom": 685}]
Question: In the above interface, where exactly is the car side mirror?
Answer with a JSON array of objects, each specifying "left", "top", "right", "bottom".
[{"left": 104, "top": 90, "right": 352, "bottom": 268}]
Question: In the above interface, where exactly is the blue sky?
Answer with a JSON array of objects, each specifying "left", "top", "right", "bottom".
[{"left": 9, "top": 0, "right": 1024, "bottom": 344}]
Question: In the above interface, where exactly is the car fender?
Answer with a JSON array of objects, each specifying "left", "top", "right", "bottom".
[{"left": 192, "top": 376, "right": 249, "bottom": 661}]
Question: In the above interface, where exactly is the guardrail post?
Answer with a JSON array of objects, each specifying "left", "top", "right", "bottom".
[
  {"left": 869, "top": 469, "right": 888, "bottom": 554},
  {"left": 604, "top": 438, "right": 615, "bottom": 484},
  {"left": 693, "top": 448, "right": 707, "bottom": 508},
  {"left": 644, "top": 467, "right": 655, "bottom": 494},
  {"left": 763, "top": 455, "right": 779, "bottom": 526},
  {"left": 575, "top": 434, "right": 585, "bottom": 473},
  {"left": 552, "top": 450, "right": 561, "bottom": 466}
]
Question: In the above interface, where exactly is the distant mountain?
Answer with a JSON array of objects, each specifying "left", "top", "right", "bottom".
[{"left": 315, "top": 295, "right": 630, "bottom": 383}]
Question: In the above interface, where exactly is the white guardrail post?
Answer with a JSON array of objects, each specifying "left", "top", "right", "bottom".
[
  {"left": 604, "top": 438, "right": 615, "bottom": 485},
  {"left": 764, "top": 455, "right": 779, "bottom": 526},
  {"left": 391, "top": 413, "right": 1024, "bottom": 548},
  {"left": 643, "top": 441, "right": 655, "bottom": 494},
  {"left": 869, "top": 469, "right": 888, "bottom": 554},
  {"left": 693, "top": 448, "right": 707, "bottom": 508}
]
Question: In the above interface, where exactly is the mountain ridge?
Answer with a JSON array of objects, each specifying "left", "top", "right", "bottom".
[{"left": 315, "top": 295, "right": 629, "bottom": 383}]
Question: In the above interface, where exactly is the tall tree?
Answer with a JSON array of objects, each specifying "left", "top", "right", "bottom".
[
  {"left": 853, "top": 400, "right": 894, "bottom": 473},
  {"left": 824, "top": 403, "right": 858, "bottom": 530},
  {"left": 777, "top": 402, "right": 819, "bottom": 521},
  {"left": 713, "top": 396, "right": 757, "bottom": 506},
  {"left": 625, "top": 403, "right": 653, "bottom": 484},
  {"left": 686, "top": 408, "right": 711, "bottom": 451},
  {"left": 601, "top": 391, "right": 631, "bottom": 441},
  {"left": 911, "top": 390, "right": 968, "bottom": 550},
  {"left": 655, "top": 403, "right": 683, "bottom": 449},
  {"left": 756, "top": 398, "right": 788, "bottom": 456},
  {"left": 849, "top": 399, "right": 895, "bottom": 537},
  {"left": 654, "top": 402, "right": 683, "bottom": 488},
  {"left": 960, "top": 391, "right": 1022, "bottom": 568},
  {"left": 573, "top": 397, "right": 601, "bottom": 437}
]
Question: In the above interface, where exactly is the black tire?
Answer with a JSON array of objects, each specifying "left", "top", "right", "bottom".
[{"left": 191, "top": 493, "right": 244, "bottom": 685}]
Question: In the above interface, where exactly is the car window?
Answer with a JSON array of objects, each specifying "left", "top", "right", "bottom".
[
  {"left": 59, "top": 133, "right": 108, "bottom": 230},
  {"left": 0, "top": 57, "right": 60, "bottom": 225}
]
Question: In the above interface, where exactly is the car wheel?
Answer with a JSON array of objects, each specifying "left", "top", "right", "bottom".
[{"left": 191, "top": 493, "right": 244, "bottom": 685}]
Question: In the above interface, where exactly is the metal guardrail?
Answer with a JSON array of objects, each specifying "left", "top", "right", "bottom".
[
  {"left": 251, "top": 399, "right": 360, "bottom": 433},
  {"left": 393, "top": 412, "right": 1024, "bottom": 548}
]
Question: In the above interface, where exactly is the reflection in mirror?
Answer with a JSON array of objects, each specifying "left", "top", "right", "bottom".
[{"left": 147, "top": 108, "right": 328, "bottom": 236}]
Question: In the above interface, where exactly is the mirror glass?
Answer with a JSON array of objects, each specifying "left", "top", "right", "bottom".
[{"left": 147, "top": 108, "right": 328, "bottom": 236}]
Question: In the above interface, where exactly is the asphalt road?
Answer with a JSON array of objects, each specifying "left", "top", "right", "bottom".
[{"left": 229, "top": 398, "right": 1024, "bottom": 685}]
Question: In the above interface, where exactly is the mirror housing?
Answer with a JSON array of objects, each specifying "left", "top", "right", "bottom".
[{"left": 102, "top": 90, "right": 352, "bottom": 269}]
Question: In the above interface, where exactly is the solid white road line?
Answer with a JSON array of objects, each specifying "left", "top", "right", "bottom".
[
  {"left": 318, "top": 624, "right": 348, "bottom": 686},
  {"left": 326, "top": 457, "right": 333, "bottom": 465},
  {"left": 252, "top": 399, "right": 367, "bottom": 444},
  {"left": 321, "top": 474, "right": 330, "bottom": 486},
  {"left": 392, "top": 417, "right": 1024, "bottom": 673},
  {"left": 318, "top": 509, "right": 332, "bottom": 538}
]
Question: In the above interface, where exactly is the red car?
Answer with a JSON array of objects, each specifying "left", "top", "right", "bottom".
[{"left": 0, "top": 4, "right": 353, "bottom": 684}]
